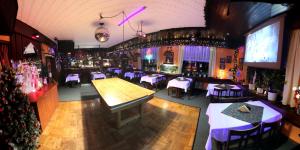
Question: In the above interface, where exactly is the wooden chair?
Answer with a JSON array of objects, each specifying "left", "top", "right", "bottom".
[
  {"left": 212, "top": 88, "right": 227, "bottom": 101},
  {"left": 214, "top": 88, "right": 228, "bottom": 97},
  {"left": 230, "top": 89, "right": 243, "bottom": 97},
  {"left": 210, "top": 96, "right": 252, "bottom": 103},
  {"left": 225, "top": 123, "right": 261, "bottom": 150},
  {"left": 261, "top": 120, "right": 281, "bottom": 136},
  {"left": 260, "top": 120, "right": 282, "bottom": 148}
]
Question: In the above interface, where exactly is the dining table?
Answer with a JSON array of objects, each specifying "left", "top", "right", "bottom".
[
  {"left": 65, "top": 74, "right": 80, "bottom": 83},
  {"left": 205, "top": 101, "right": 282, "bottom": 150},
  {"left": 167, "top": 77, "right": 193, "bottom": 93},
  {"left": 124, "top": 71, "right": 144, "bottom": 80},
  {"left": 140, "top": 74, "right": 165, "bottom": 85},
  {"left": 114, "top": 69, "right": 122, "bottom": 75},
  {"left": 90, "top": 72, "right": 106, "bottom": 80},
  {"left": 107, "top": 67, "right": 118, "bottom": 72},
  {"left": 206, "top": 83, "right": 242, "bottom": 97}
]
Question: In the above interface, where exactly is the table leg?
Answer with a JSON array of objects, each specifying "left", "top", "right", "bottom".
[
  {"left": 139, "top": 104, "right": 144, "bottom": 119},
  {"left": 117, "top": 111, "right": 122, "bottom": 128},
  {"left": 176, "top": 88, "right": 181, "bottom": 98}
]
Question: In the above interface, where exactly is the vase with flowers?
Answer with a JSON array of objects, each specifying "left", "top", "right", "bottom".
[{"left": 293, "top": 86, "right": 300, "bottom": 115}]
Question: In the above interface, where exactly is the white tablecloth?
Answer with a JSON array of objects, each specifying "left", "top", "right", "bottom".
[
  {"left": 114, "top": 69, "right": 122, "bottom": 74},
  {"left": 91, "top": 72, "right": 106, "bottom": 80},
  {"left": 107, "top": 68, "right": 118, "bottom": 72},
  {"left": 124, "top": 72, "right": 135, "bottom": 79},
  {"left": 206, "top": 83, "right": 242, "bottom": 97},
  {"left": 140, "top": 74, "right": 165, "bottom": 85},
  {"left": 167, "top": 77, "right": 192, "bottom": 92},
  {"left": 124, "top": 71, "right": 143, "bottom": 80},
  {"left": 65, "top": 74, "right": 80, "bottom": 83},
  {"left": 205, "top": 101, "right": 282, "bottom": 150}
]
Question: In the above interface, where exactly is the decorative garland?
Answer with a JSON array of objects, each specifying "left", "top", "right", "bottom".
[
  {"left": 110, "top": 27, "right": 228, "bottom": 51},
  {"left": 231, "top": 49, "right": 238, "bottom": 81}
]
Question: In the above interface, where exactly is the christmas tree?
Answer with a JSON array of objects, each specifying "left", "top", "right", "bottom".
[{"left": 0, "top": 66, "right": 41, "bottom": 149}]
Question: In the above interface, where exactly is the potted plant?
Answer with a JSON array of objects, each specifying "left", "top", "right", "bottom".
[
  {"left": 266, "top": 72, "right": 285, "bottom": 101},
  {"left": 255, "top": 73, "right": 264, "bottom": 94},
  {"left": 248, "top": 71, "right": 256, "bottom": 90},
  {"left": 256, "top": 79, "right": 264, "bottom": 94}
]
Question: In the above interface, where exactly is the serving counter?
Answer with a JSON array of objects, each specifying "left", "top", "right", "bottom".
[{"left": 28, "top": 82, "right": 58, "bottom": 131}]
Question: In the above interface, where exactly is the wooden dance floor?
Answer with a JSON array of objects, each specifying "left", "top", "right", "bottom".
[
  {"left": 38, "top": 98, "right": 200, "bottom": 150},
  {"left": 92, "top": 78, "right": 155, "bottom": 128}
]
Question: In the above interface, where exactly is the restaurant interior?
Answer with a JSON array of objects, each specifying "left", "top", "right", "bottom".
[{"left": 1, "top": 0, "right": 300, "bottom": 149}]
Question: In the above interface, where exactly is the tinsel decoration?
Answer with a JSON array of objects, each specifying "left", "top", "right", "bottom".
[
  {"left": 231, "top": 49, "right": 238, "bottom": 81},
  {"left": 0, "top": 67, "right": 41, "bottom": 149},
  {"left": 110, "top": 28, "right": 228, "bottom": 51}
]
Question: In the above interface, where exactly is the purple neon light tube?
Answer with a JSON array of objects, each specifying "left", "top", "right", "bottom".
[{"left": 118, "top": 6, "right": 146, "bottom": 26}]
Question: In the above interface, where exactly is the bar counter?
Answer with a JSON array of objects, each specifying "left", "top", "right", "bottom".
[{"left": 28, "top": 82, "right": 59, "bottom": 131}]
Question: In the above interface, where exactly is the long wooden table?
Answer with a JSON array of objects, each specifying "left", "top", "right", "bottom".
[{"left": 92, "top": 78, "right": 155, "bottom": 128}]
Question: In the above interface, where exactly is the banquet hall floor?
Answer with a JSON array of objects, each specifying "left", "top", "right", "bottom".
[
  {"left": 38, "top": 97, "right": 200, "bottom": 150},
  {"left": 57, "top": 83, "right": 298, "bottom": 150}
]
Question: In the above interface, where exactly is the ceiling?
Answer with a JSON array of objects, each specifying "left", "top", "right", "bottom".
[
  {"left": 17, "top": 0, "right": 206, "bottom": 48},
  {"left": 0, "top": 0, "right": 18, "bottom": 35},
  {"left": 206, "top": 0, "right": 290, "bottom": 47}
]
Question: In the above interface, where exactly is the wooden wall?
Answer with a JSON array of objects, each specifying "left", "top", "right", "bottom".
[
  {"left": 10, "top": 33, "right": 41, "bottom": 60},
  {"left": 237, "top": 46, "right": 247, "bottom": 82},
  {"left": 9, "top": 20, "right": 56, "bottom": 61},
  {"left": 214, "top": 48, "right": 235, "bottom": 79},
  {"left": 0, "top": 0, "right": 18, "bottom": 35},
  {"left": 158, "top": 46, "right": 179, "bottom": 66}
]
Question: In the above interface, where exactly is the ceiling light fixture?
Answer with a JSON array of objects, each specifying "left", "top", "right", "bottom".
[
  {"left": 31, "top": 34, "right": 40, "bottom": 39},
  {"left": 95, "top": 23, "right": 110, "bottom": 42},
  {"left": 136, "top": 21, "right": 146, "bottom": 38},
  {"left": 118, "top": 6, "right": 147, "bottom": 26},
  {"left": 96, "top": 6, "right": 146, "bottom": 44}
]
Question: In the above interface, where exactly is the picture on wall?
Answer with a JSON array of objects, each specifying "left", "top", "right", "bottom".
[
  {"left": 220, "top": 58, "right": 226, "bottom": 63},
  {"left": 219, "top": 63, "right": 225, "bottom": 70},
  {"left": 226, "top": 56, "right": 232, "bottom": 63}
]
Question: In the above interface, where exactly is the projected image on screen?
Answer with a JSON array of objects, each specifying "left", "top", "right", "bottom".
[{"left": 245, "top": 21, "right": 280, "bottom": 63}]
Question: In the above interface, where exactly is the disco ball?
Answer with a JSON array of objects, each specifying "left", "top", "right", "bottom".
[{"left": 95, "top": 23, "right": 110, "bottom": 43}]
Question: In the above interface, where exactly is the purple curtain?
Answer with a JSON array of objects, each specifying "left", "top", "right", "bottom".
[
  {"left": 183, "top": 46, "right": 210, "bottom": 62},
  {"left": 141, "top": 47, "right": 159, "bottom": 60}
]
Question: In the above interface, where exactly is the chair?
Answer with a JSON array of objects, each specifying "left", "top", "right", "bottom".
[
  {"left": 260, "top": 120, "right": 282, "bottom": 148},
  {"left": 230, "top": 89, "right": 243, "bottom": 97},
  {"left": 225, "top": 123, "right": 261, "bottom": 150},
  {"left": 155, "top": 76, "right": 165, "bottom": 90},
  {"left": 214, "top": 88, "right": 228, "bottom": 97}
]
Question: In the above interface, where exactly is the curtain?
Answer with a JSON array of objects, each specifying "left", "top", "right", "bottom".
[
  {"left": 183, "top": 46, "right": 210, "bottom": 62},
  {"left": 0, "top": 44, "right": 10, "bottom": 67},
  {"left": 140, "top": 47, "right": 159, "bottom": 60},
  {"left": 282, "top": 29, "right": 300, "bottom": 107},
  {"left": 177, "top": 46, "right": 185, "bottom": 74},
  {"left": 156, "top": 47, "right": 160, "bottom": 71},
  {"left": 208, "top": 47, "right": 217, "bottom": 77},
  {"left": 137, "top": 49, "right": 142, "bottom": 69}
]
